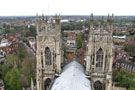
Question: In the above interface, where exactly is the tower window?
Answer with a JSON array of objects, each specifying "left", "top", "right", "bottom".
[
  {"left": 92, "top": 54, "right": 95, "bottom": 65},
  {"left": 96, "top": 48, "right": 103, "bottom": 69},
  {"left": 41, "top": 52, "right": 43, "bottom": 67},
  {"left": 44, "top": 78, "right": 51, "bottom": 90},
  {"left": 45, "top": 47, "right": 52, "bottom": 65},
  {"left": 94, "top": 81, "right": 103, "bottom": 90}
]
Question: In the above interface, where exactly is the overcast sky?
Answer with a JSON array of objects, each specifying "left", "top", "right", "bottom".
[{"left": 0, "top": 0, "right": 135, "bottom": 16}]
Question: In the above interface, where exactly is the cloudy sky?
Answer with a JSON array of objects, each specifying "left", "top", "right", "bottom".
[{"left": 0, "top": 0, "right": 135, "bottom": 16}]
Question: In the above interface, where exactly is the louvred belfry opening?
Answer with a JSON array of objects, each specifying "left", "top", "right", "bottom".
[
  {"left": 96, "top": 48, "right": 103, "bottom": 69},
  {"left": 45, "top": 47, "right": 52, "bottom": 65}
]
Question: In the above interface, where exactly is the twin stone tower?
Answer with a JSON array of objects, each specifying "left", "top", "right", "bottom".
[{"left": 35, "top": 14, "right": 114, "bottom": 90}]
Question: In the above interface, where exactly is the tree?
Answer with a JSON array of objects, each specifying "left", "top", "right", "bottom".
[
  {"left": 112, "top": 69, "right": 119, "bottom": 82},
  {"left": 4, "top": 68, "right": 22, "bottom": 90},
  {"left": 76, "top": 39, "right": 83, "bottom": 49},
  {"left": 6, "top": 54, "right": 20, "bottom": 68},
  {"left": 21, "top": 56, "right": 36, "bottom": 86},
  {"left": 25, "top": 26, "right": 36, "bottom": 37},
  {"left": 128, "top": 86, "right": 135, "bottom": 90},
  {"left": 1, "top": 54, "right": 20, "bottom": 79},
  {"left": 1, "top": 63, "right": 9, "bottom": 78},
  {"left": 1, "top": 42, "right": 36, "bottom": 89},
  {"left": 20, "top": 75, "right": 28, "bottom": 88},
  {"left": 21, "top": 56, "right": 36, "bottom": 76},
  {"left": 17, "top": 44, "right": 27, "bottom": 60},
  {"left": 113, "top": 69, "right": 135, "bottom": 89},
  {"left": 133, "top": 34, "right": 135, "bottom": 40}
]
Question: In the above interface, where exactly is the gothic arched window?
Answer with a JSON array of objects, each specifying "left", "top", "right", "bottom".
[
  {"left": 45, "top": 47, "right": 51, "bottom": 65},
  {"left": 41, "top": 52, "right": 43, "bottom": 67},
  {"left": 94, "top": 81, "right": 102, "bottom": 90},
  {"left": 92, "top": 54, "right": 95, "bottom": 65},
  {"left": 96, "top": 48, "right": 103, "bottom": 69},
  {"left": 44, "top": 78, "right": 51, "bottom": 90}
]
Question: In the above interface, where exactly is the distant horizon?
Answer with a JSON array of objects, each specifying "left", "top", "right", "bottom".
[{"left": 0, "top": 14, "right": 135, "bottom": 17}]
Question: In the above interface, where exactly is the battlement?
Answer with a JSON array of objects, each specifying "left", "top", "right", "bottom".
[
  {"left": 89, "top": 14, "right": 114, "bottom": 36},
  {"left": 36, "top": 14, "right": 61, "bottom": 35}
]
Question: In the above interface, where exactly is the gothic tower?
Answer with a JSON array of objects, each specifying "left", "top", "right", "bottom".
[
  {"left": 36, "top": 14, "right": 62, "bottom": 90},
  {"left": 86, "top": 14, "right": 114, "bottom": 90}
]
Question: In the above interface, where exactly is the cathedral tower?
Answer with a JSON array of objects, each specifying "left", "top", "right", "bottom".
[
  {"left": 86, "top": 14, "right": 114, "bottom": 90},
  {"left": 36, "top": 14, "right": 62, "bottom": 90}
]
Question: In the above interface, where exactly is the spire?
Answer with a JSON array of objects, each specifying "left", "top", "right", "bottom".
[
  {"left": 112, "top": 13, "right": 114, "bottom": 20},
  {"left": 107, "top": 13, "right": 114, "bottom": 36},
  {"left": 90, "top": 13, "right": 94, "bottom": 34},
  {"left": 50, "top": 17, "right": 53, "bottom": 28},
  {"left": 31, "top": 78, "right": 34, "bottom": 90},
  {"left": 39, "top": 18, "right": 42, "bottom": 31},
  {"left": 36, "top": 13, "right": 39, "bottom": 26},
  {"left": 101, "top": 16, "right": 104, "bottom": 25},
  {"left": 55, "top": 13, "right": 60, "bottom": 24},
  {"left": 58, "top": 13, "right": 61, "bottom": 19},
  {"left": 108, "top": 13, "right": 114, "bottom": 24},
  {"left": 107, "top": 14, "right": 110, "bottom": 24},
  {"left": 107, "top": 14, "right": 110, "bottom": 32},
  {"left": 45, "top": 16, "right": 48, "bottom": 32},
  {"left": 55, "top": 13, "right": 58, "bottom": 19},
  {"left": 50, "top": 17, "right": 53, "bottom": 24},
  {"left": 55, "top": 13, "right": 61, "bottom": 33},
  {"left": 42, "top": 13, "right": 48, "bottom": 30},
  {"left": 36, "top": 13, "right": 39, "bottom": 23},
  {"left": 100, "top": 16, "right": 104, "bottom": 34},
  {"left": 108, "top": 13, "right": 110, "bottom": 17},
  {"left": 110, "top": 14, "right": 114, "bottom": 35},
  {"left": 98, "top": 16, "right": 102, "bottom": 30},
  {"left": 90, "top": 13, "right": 94, "bottom": 21},
  {"left": 42, "top": 13, "right": 44, "bottom": 22},
  {"left": 45, "top": 16, "right": 48, "bottom": 24},
  {"left": 111, "top": 13, "right": 114, "bottom": 23},
  {"left": 36, "top": 13, "right": 39, "bottom": 34}
]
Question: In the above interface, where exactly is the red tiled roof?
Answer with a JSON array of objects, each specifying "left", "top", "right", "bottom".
[
  {"left": 113, "top": 49, "right": 124, "bottom": 54},
  {"left": 113, "top": 58, "right": 116, "bottom": 64},
  {"left": 8, "top": 36, "right": 17, "bottom": 42},
  {"left": 67, "top": 53, "right": 74, "bottom": 60},
  {"left": 67, "top": 33, "right": 76, "bottom": 37}
]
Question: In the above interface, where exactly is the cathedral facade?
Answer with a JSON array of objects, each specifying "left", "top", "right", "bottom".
[
  {"left": 85, "top": 14, "right": 113, "bottom": 90},
  {"left": 36, "top": 14, "right": 62, "bottom": 90},
  {"left": 36, "top": 14, "right": 114, "bottom": 90}
]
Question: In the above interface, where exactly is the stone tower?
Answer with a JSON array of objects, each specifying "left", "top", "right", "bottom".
[
  {"left": 86, "top": 14, "right": 114, "bottom": 90},
  {"left": 36, "top": 14, "right": 62, "bottom": 90}
]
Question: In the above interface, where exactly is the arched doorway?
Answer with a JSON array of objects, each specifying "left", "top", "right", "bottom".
[
  {"left": 44, "top": 78, "right": 51, "bottom": 90},
  {"left": 94, "top": 81, "right": 102, "bottom": 90},
  {"left": 45, "top": 47, "right": 52, "bottom": 65}
]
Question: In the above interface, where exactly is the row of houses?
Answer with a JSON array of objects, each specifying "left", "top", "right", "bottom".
[
  {"left": 113, "top": 35, "right": 135, "bottom": 73},
  {"left": 115, "top": 59, "right": 135, "bottom": 73},
  {"left": 113, "top": 49, "right": 130, "bottom": 61},
  {"left": 0, "top": 35, "right": 19, "bottom": 64}
]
